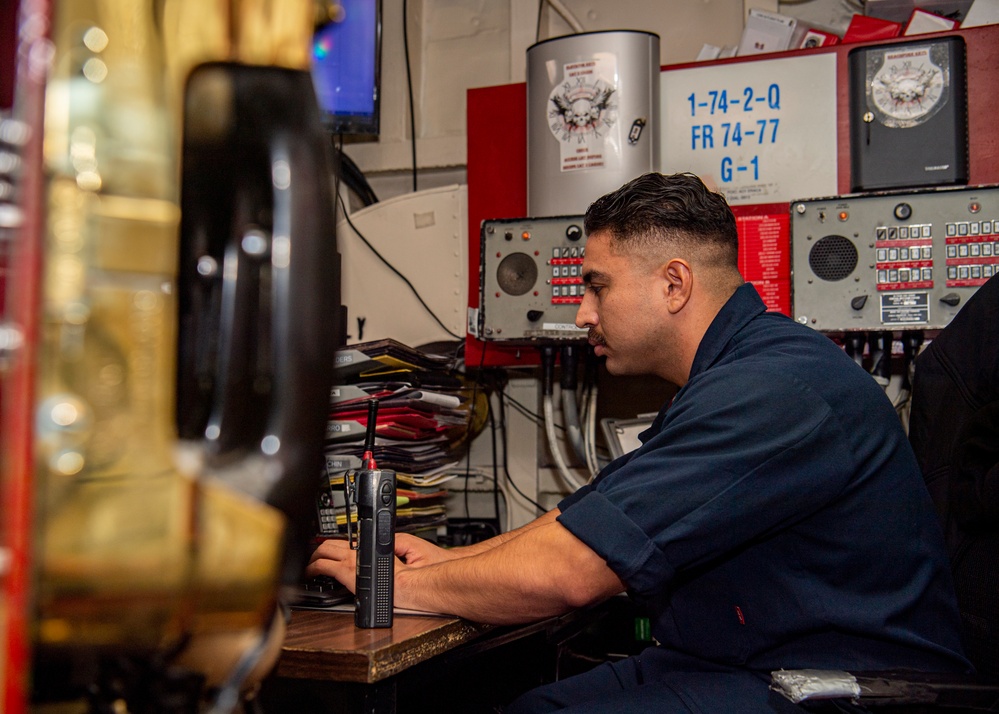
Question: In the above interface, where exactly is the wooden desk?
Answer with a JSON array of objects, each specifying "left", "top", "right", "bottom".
[
  {"left": 263, "top": 607, "right": 606, "bottom": 713},
  {"left": 275, "top": 610, "right": 492, "bottom": 683}
]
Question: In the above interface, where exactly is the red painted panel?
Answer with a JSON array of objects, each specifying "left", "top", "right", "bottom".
[
  {"left": 733, "top": 203, "right": 791, "bottom": 315},
  {"left": 465, "top": 83, "right": 539, "bottom": 367}
]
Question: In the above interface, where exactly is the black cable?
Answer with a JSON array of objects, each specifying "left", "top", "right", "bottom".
[
  {"left": 332, "top": 136, "right": 379, "bottom": 206},
  {"left": 868, "top": 331, "right": 892, "bottom": 384},
  {"left": 340, "top": 161, "right": 377, "bottom": 207},
  {"left": 535, "top": 0, "right": 544, "bottom": 43},
  {"left": 461, "top": 339, "right": 488, "bottom": 524},
  {"left": 506, "top": 386, "right": 565, "bottom": 431},
  {"left": 541, "top": 346, "right": 556, "bottom": 396},
  {"left": 584, "top": 344, "right": 599, "bottom": 386},
  {"left": 402, "top": 0, "right": 418, "bottom": 192},
  {"left": 560, "top": 345, "right": 578, "bottom": 391},
  {"left": 332, "top": 131, "right": 346, "bottom": 185},
  {"left": 500, "top": 387, "right": 567, "bottom": 434},
  {"left": 489, "top": 392, "right": 502, "bottom": 529},
  {"left": 559, "top": 344, "right": 586, "bottom": 463},
  {"left": 498, "top": 387, "right": 545, "bottom": 514},
  {"left": 501, "top": 389, "right": 544, "bottom": 426},
  {"left": 479, "top": 366, "right": 505, "bottom": 530},
  {"left": 900, "top": 331, "right": 923, "bottom": 393},
  {"left": 449, "top": 339, "right": 466, "bottom": 373},
  {"left": 845, "top": 332, "right": 867, "bottom": 369},
  {"left": 581, "top": 343, "right": 599, "bottom": 423},
  {"left": 339, "top": 208, "right": 462, "bottom": 340}
]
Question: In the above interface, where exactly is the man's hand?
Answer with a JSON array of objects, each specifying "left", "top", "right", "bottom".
[
  {"left": 394, "top": 533, "right": 455, "bottom": 567},
  {"left": 306, "top": 539, "right": 358, "bottom": 592}
]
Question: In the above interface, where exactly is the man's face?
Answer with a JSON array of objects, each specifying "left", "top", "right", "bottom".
[{"left": 575, "top": 231, "right": 670, "bottom": 377}]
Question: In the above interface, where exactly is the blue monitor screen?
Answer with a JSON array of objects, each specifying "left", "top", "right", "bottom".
[{"left": 311, "top": 0, "right": 381, "bottom": 136}]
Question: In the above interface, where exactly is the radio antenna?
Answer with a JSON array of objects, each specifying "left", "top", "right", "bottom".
[{"left": 362, "top": 398, "right": 378, "bottom": 469}]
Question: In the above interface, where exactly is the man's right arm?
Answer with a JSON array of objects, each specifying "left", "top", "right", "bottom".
[
  {"left": 395, "top": 509, "right": 560, "bottom": 566},
  {"left": 393, "top": 509, "right": 625, "bottom": 624}
]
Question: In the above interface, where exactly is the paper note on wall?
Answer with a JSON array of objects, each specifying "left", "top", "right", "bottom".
[{"left": 660, "top": 53, "right": 838, "bottom": 206}]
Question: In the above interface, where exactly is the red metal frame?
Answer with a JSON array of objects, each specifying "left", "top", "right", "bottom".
[{"left": 2, "top": 2, "right": 49, "bottom": 712}]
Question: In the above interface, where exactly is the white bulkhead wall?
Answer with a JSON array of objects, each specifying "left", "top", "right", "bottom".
[{"left": 346, "top": 0, "right": 857, "bottom": 196}]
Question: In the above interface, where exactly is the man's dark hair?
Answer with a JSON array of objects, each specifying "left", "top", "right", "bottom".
[{"left": 583, "top": 172, "right": 739, "bottom": 267}]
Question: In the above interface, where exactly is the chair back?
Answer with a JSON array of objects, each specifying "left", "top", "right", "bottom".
[{"left": 908, "top": 274, "right": 999, "bottom": 680}]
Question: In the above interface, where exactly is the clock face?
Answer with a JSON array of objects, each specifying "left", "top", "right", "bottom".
[{"left": 867, "top": 45, "right": 948, "bottom": 128}]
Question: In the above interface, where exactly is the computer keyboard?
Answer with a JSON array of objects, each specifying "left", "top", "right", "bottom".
[{"left": 287, "top": 575, "right": 353, "bottom": 609}]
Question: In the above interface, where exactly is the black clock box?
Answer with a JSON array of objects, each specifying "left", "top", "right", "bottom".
[{"left": 849, "top": 35, "right": 969, "bottom": 192}]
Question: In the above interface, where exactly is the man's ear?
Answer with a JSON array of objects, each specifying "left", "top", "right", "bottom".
[{"left": 662, "top": 258, "right": 693, "bottom": 314}]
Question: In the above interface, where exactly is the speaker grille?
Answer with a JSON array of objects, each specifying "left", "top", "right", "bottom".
[
  {"left": 496, "top": 253, "right": 538, "bottom": 296},
  {"left": 809, "top": 235, "right": 858, "bottom": 282}
]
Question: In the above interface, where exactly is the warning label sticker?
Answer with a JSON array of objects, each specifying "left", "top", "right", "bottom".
[
  {"left": 880, "top": 292, "right": 929, "bottom": 324},
  {"left": 547, "top": 56, "right": 619, "bottom": 173}
]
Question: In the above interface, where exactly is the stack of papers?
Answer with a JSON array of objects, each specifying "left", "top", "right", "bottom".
[
  {"left": 319, "top": 339, "right": 479, "bottom": 538},
  {"left": 321, "top": 466, "right": 457, "bottom": 535},
  {"left": 332, "top": 338, "right": 457, "bottom": 382},
  {"left": 328, "top": 382, "right": 469, "bottom": 442}
]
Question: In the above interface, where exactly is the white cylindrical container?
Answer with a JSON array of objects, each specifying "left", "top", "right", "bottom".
[{"left": 527, "top": 30, "right": 660, "bottom": 217}]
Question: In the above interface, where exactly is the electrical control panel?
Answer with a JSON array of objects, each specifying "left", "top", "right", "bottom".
[
  {"left": 791, "top": 185, "right": 999, "bottom": 332},
  {"left": 478, "top": 216, "right": 589, "bottom": 343}
]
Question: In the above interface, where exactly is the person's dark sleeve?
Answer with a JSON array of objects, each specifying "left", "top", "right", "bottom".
[{"left": 557, "top": 364, "right": 855, "bottom": 596}]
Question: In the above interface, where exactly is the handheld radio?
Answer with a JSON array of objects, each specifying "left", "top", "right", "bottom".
[{"left": 344, "top": 399, "right": 396, "bottom": 628}]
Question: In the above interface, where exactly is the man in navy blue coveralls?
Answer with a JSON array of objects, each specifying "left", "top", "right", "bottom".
[{"left": 308, "top": 173, "right": 970, "bottom": 712}]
